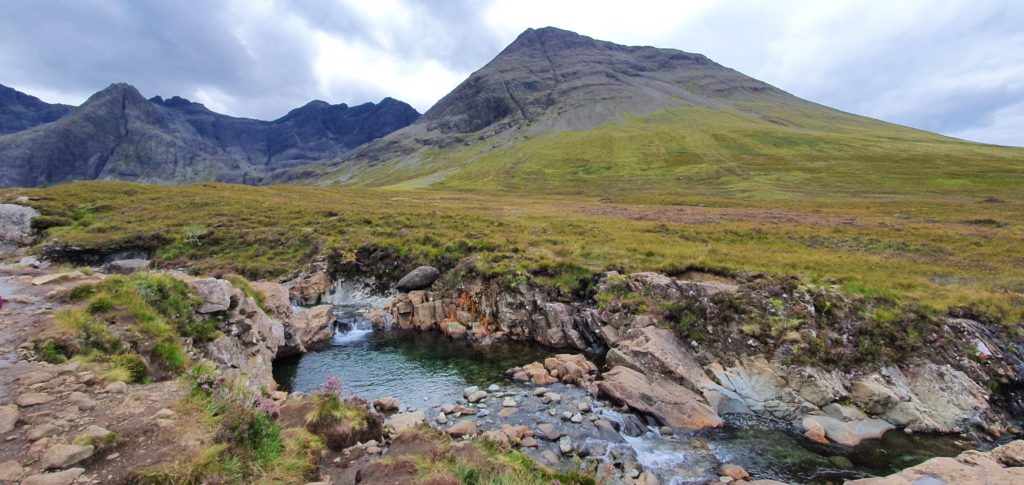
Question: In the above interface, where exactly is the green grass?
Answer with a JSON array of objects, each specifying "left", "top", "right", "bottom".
[
  {"left": 4, "top": 180, "right": 1022, "bottom": 324},
  {"left": 41, "top": 273, "right": 204, "bottom": 380}
]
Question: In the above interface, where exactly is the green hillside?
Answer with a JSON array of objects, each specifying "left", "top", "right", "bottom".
[{"left": 348, "top": 102, "right": 1024, "bottom": 204}]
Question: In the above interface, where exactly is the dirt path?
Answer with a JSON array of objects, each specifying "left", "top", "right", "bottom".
[{"left": 0, "top": 266, "right": 210, "bottom": 484}]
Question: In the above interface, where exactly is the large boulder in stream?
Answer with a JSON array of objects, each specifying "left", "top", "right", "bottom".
[
  {"left": 277, "top": 304, "right": 336, "bottom": 358},
  {"left": 597, "top": 366, "right": 723, "bottom": 430},
  {"left": 0, "top": 203, "right": 38, "bottom": 255},
  {"left": 395, "top": 266, "right": 440, "bottom": 292}
]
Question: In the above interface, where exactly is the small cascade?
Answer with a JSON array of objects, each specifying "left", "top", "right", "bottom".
[{"left": 333, "top": 315, "right": 374, "bottom": 344}]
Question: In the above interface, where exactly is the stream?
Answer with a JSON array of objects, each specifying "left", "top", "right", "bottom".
[{"left": 272, "top": 283, "right": 968, "bottom": 485}]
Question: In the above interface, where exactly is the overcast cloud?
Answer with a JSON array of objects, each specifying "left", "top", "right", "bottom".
[{"left": 1, "top": 0, "right": 1021, "bottom": 146}]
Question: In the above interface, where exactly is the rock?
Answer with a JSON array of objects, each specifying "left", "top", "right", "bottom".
[
  {"left": 18, "top": 371, "right": 55, "bottom": 385},
  {"left": 718, "top": 464, "right": 750, "bottom": 481},
  {"left": 540, "top": 450, "right": 559, "bottom": 465},
  {"left": 374, "top": 396, "right": 401, "bottom": 413},
  {"left": 447, "top": 420, "right": 478, "bottom": 437},
  {"left": 846, "top": 440, "right": 1024, "bottom": 484},
  {"left": 20, "top": 468, "right": 85, "bottom": 485},
  {"left": 388, "top": 411, "right": 426, "bottom": 434},
  {"left": 802, "top": 416, "right": 828, "bottom": 444},
  {"left": 558, "top": 436, "right": 573, "bottom": 455},
  {"left": 151, "top": 408, "right": 175, "bottom": 419},
  {"left": 0, "top": 404, "right": 18, "bottom": 433},
  {"left": 577, "top": 401, "right": 591, "bottom": 413},
  {"left": 104, "top": 381, "right": 128, "bottom": 393},
  {"left": 16, "top": 392, "right": 55, "bottom": 407},
  {"left": 101, "top": 259, "right": 150, "bottom": 274},
  {"left": 395, "top": 266, "right": 441, "bottom": 292},
  {"left": 570, "top": 413, "right": 583, "bottom": 423},
  {"left": 537, "top": 423, "right": 560, "bottom": 441},
  {"left": 992, "top": 440, "right": 1024, "bottom": 467},
  {"left": 509, "top": 362, "right": 559, "bottom": 385},
  {"left": 31, "top": 273, "right": 76, "bottom": 286},
  {"left": 823, "top": 403, "right": 868, "bottom": 422},
  {"left": 850, "top": 376, "right": 900, "bottom": 415},
  {"left": 502, "top": 397, "right": 517, "bottom": 407},
  {"left": 279, "top": 305, "right": 336, "bottom": 357},
  {"left": 0, "top": 460, "right": 24, "bottom": 481},
  {"left": 188, "top": 278, "right": 234, "bottom": 313},
  {"left": 594, "top": 419, "right": 625, "bottom": 443},
  {"left": 543, "top": 392, "right": 562, "bottom": 403},
  {"left": 533, "top": 387, "right": 548, "bottom": 396},
  {"left": 521, "top": 436, "right": 538, "bottom": 447},
  {"left": 289, "top": 271, "right": 333, "bottom": 305},
  {"left": 435, "top": 412, "right": 447, "bottom": 424},
  {"left": 19, "top": 255, "right": 42, "bottom": 268},
  {"left": 41, "top": 443, "right": 94, "bottom": 469},
  {"left": 487, "top": 384, "right": 501, "bottom": 392},
  {"left": 251, "top": 281, "right": 292, "bottom": 320},
  {"left": 67, "top": 392, "right": 97, "bottom": 411},
  {"left": 467, "top": 390, "right": 488, "bottom": 403},
  {"left": 606, "top": 326, "right": 713, "bottom": 391},
  {"left": 0, "top": 203, "right": 38, "bottom": 255},
  {"left": 637, "top": 471, "right": 660, "bottom": 485},
  {"left": 27, "top": 423, "right": 60, "bottom": 441},
  {"left": 76, "top": 425, "right": 115, "bottom": 444},
  {"left": 597, "top": 366, "right": 723, "bottom": 430}
]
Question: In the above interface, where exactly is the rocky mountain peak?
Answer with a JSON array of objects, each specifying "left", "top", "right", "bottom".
[{"left": 0, "top": 83, "right": 74, "bottom": 134}]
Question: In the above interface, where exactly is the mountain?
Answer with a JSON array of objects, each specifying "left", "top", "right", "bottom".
[
  {"left": 0, "top": 84, "right": 419, "bottom": 187},
  {"left": 292, "top": 27, "right": 1022, "bottom": 201},
  {"left": 0, "top": 83, "right": 74, "bottom": 134}
]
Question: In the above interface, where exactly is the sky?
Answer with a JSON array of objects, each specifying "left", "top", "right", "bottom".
[{"left": 1, "top": 0, "right": 1022, "bottom": 146}]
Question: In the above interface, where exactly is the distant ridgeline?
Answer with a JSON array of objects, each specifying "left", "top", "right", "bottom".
[{"left": 2, "top": 26, "right": 1022, "bottom": 195}]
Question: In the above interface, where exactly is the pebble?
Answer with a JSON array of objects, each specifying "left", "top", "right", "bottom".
[
  {"left": 577, "top": 401, "right": 591, "bottom": 413},
  {"left": 533, "top": 387, "right": 548, "bottom": 396},
  {"left": 487, "top": 384, "right": 501, "bottom": 392},
  {"left": 561, "top": 411, "right": 573, "bottom": 421},
  {"left": 502, "top": 397, "right": 517, "bottom": 407},
  {"left": 570, "top": 413, "right": 583, "bottom": 423},
  {"left": 104, "top": 381, "right": 127, "bottom": 393},
  {"left": 547, "top": 408, "right": 558, "bottom": 416},
  {"left": 435, "top": 412, "right": 447, "bottom": 424}
]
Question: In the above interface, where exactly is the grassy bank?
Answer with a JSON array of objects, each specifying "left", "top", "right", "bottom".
[{"left": 2, "top": 181, "right": 1022, "bottom": 323}]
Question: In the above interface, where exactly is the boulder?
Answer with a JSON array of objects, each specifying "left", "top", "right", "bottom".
[
  {"left": 850, "top": 375, "right": 900, "bottom": 415},
  {"left": 0, "top": 203, "right": 38, "bottom": 255},
  {"left": 446, "top": 420, "right": 478, "bottom": 437},
  {"left": 278, "top": 305, "right": 336, "bottom": 357},
  {"left": 20, "top": 468, "right": 85, "bottom": 485},
  {"left": 801, "top": 414, "right": 893, "bottom": 447},
  {"left": 16, "top": 392, "right": 55, "bottom": 407},
  {"left": 395, "top": 266, "right": 441, "bottom": 292},
  {"left": 374, "top": 397, "right": 401, "bottom": 413},
  {"left": 101, "top": 259, "right": 150, "bottom": 275},
  {"left": 68, "top": 392, "right": 97, "bottom": 411},
  {"left": 252, "top": 281, "right": 292, "bottom": 320},
  {"left": 104, "top": 381, "right": 128, "bottom": 393},
  {"left": 76, "top": 425, "right": 115, "bottom": 444},
  {"left": 188, "top": 278, "right": 234, "bottom": 313},
  {"left": 289, "top": 271, "right": 333, "bottom": 305},
  {"left": 27, "top": 423, "right": 60, "bottom": 441},
  {"left": 606, "top": 326, "right": 712, "bottom": 391},
  {"left": 387, "top": 411, "right": 426, "bottom": 434},
  {"left": 0, "top": 404, "right": 18, "bottom": 433},
  {"left": 597, "top": 366, "right": 723, "bottom": 430},
  {"left": 41, "top": 444, "right": 94, "bottom": 469},
  {"left": 18, "top": 371, "right": 55, "bottom": 385}
]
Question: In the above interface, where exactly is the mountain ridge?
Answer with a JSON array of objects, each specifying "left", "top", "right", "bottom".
[{"left": 0, "top": 82, "right": 419, "bottom": 187}]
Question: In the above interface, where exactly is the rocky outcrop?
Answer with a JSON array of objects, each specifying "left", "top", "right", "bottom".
[
  {"left": 847, "top": 440, "right": 1024, "bottom": 484},
  {"left": 0, "top": 203, "right": 38, "bottom": 255},
  {"left": 252, "top": 281, "right": 292, "bottom": 320},
  {"left": 277, "top": 304, "right": 336, "bottom": 358},
  {"left": 288, "top": 271, "right": 333, "bottom": 305},
  {"left": 183, "top": 275, "right": 285, "bottom": 389}
]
